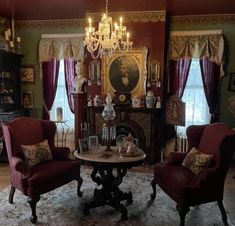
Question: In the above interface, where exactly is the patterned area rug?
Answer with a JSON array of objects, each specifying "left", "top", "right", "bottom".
[{"left": 0, "top": 168, "right": 234, "bottom": 226}]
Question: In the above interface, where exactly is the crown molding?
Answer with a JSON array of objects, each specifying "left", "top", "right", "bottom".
[
  {"left": 172, "top": 14, "right": 235, "bottom": 25},
  {"left": 15, "top": 10, "right": 166, "bottom": 29},
  {"left": 87, "top": 10, "right": 166, "bottom": 23},
  {"left": 11, "top": 13, "right": 235, "bottom": 29},
  {"left": 16, "top": 19, "right": 85, "bottom": 29}
]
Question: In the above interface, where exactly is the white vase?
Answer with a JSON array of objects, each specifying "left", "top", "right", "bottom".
[{"left": 145, "top": 91, "right": 156, "bottom": 108}]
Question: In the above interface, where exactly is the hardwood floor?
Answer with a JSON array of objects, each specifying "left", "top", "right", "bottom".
[
  {"left": 0, "top": 163, "right": 10, "bottom": 191},
  {"left": 0, "top": 162, "right": 235, "bottom": 219}
]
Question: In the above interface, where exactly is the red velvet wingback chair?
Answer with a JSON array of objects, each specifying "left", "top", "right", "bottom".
[
  {"left": 151, "top": 123, "right": 235, "bottom": 226},
  {"left": 2, "top": 117, "right": 83, "bottom": 223}
]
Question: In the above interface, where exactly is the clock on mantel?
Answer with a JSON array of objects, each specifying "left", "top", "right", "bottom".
[{"left": 114, "top": 92, "right": 131, "bottom": 106}]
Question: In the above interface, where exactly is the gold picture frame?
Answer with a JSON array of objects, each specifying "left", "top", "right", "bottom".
[
  {"left": 101, "top": 48, "right": 148, "bottom": 97},
  {"left": 20, "top": 65, "right": 35, "bottom": 83},
  {"left": 151, "top": 60, "right": 160, "bottom": 81},
  {"left": 21, "top": 90, "right": 34, "bottom": 108}
]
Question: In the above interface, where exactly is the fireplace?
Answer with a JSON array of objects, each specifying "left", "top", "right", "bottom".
[{"left": 86, "top": 106, "right": 162, "bottom": 164}]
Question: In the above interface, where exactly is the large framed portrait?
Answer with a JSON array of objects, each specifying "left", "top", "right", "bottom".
[{"left": 101, "top": 48, "right": 148, "bottom": 97}]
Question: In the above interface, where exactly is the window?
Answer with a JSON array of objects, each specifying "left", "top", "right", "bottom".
[
  {"left": 177, "top": 59, "right": 210, "bottom": 135},
  {"left": 50, "top": 60, "right": 75, "bottom": 148}
]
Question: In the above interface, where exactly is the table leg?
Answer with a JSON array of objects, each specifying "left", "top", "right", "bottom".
[{"left": 83, "top": 167, "right": 133, "bottom": 220}]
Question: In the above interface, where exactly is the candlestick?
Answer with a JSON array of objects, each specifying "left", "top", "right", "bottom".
[
  {"left": 7, "top": 28, "right": 11, "bottom": 37},
  {"left": 9, "top": 41, "right": 14, "bottom": 48},
  {"left": 4, "top": 31, "right": 9, "bottom": 41},
  {"left": 16, "top": 36, "right": 21, "bottom": 43}
]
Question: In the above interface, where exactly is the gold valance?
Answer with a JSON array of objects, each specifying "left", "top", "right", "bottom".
[
  {"left": 169, "top": 30, "right": 224, "bottom": 68},
  {"left": 39, "top": 34, "right": 85, "bottom": 62}
]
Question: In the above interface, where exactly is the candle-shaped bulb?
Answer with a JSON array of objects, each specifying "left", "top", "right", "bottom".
[
  {"left": 88, "top": 18, "right": 92, "bottom": 27},
  {"left": 120, "top": 17, "right": 123, "bottom": 26},
  {"left": 126, "top": 32, "right": 130, "bottom": 42},
  {"left": 114, "top": 22, "right": 118, "bottom": 30}
]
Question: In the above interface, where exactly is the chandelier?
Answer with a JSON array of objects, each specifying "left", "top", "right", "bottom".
[{"left": 84, "top": 0, "right": 133, "bottom": 58}]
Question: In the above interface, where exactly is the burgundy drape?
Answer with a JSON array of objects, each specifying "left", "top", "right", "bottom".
[
  {"left": 200, "top": 58, "right": 220, "bottom": 123},
  {"left": 64, "top": 59, "right": 76, "bottom": 113},
  {"left": 169, "top": 58, "right": 192, "bottom": 98},
  {"left": 42, "top": 59, "right": 60, "bottom": 119}
]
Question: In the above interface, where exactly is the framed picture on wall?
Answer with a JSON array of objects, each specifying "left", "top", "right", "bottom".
[
  {"left": 90, "top": 60, "right": 100, "bottom": 84},
  {"left": 228, "top": 72, "right": 235, "bottom": 91},
  {"left": 101, "top": 48, "right": 148, "bottom": 97},
  {"left": 20, "top": 65, "right": 35, "bottom": 83},
  {"left": 150, "top": 60, "right": 160, "bottom": 81},
  {"left": 21, "top": 91, "right": 34, "bottom": 108}
]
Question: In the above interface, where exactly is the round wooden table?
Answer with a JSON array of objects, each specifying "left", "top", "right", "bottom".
[{"left": 74, "top": 148, "right": 146, "bottom": 220}]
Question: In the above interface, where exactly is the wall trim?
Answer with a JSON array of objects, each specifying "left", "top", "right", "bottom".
[
  {"left": 16, "top": 10, "right": 166, "bottom": 29},
  {"left": 16, "top": 19, "right": 85, "bottom": 29},
  {"left": 15, "top": 13, "right": 235, "bottom": 28},
  {"left": 172, "top": 14, "right": 235, "bottom": 25},
  {"left": 87, "top": 10, "right": 166, "bottom": 23}
]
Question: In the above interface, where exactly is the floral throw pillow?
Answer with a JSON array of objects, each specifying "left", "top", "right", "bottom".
[
  {"left": 182, "top": 147, "right": 213, "bottom": 175},
  {"left": 21, "top": 140, "right": 53, "bottom": 167}
]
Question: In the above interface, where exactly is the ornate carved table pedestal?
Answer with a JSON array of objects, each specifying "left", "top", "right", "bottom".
[{"left": 74, "top": 149, "right": 145, "bottom": 220}]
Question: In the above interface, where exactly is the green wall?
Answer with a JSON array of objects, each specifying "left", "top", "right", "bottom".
[
  {"left": 7, "top": 15, "right": 235, "bottom": 127},
  {"left": 170, "top": 19, "right": 235, "bottom": 127},
  {"left": 16, "top": 25, "right": 84, "bottom": 118}
]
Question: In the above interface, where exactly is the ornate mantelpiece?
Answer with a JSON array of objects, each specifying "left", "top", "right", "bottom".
[
  {"left": 87, "top": 106, "right": 162, "bottom": 164},
  {"left": 73, "top": 92, "right": 163, "bottom": 164}
]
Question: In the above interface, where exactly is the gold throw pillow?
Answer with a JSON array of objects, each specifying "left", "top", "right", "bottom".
[
  {"left": 21, "top": 139, "right": 53, "bottom": 167},
  {"left": 182, "top": 147, "right": 213, "bottom": 175}
]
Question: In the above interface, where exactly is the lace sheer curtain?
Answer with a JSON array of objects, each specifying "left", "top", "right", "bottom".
[
  {"left": 177, "top": 59, "right": 210, "bottom": 135},
  {"left": 39, "top": 34, "right": 85, "bottom": 150},
  {"left": 168, "top": 30, "right": 224, "bottom": 136},
  {"left": 50, "top": 61, "right": 75, "bottom": 149}
]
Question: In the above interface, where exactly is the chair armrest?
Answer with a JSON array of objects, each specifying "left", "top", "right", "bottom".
[
  {"left": 167, "top": 152, "right": 187, "bottom": 165},
  {"left": 11, "top": 156, "right": 28, "bottom": 175},
  {"left": 50, "top": 146, "right": 71, "bottom": 160}
]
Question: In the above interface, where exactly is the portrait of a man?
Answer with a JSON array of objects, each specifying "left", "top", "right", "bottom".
[{"left": 109, "top": 56, "right": 139, "bottom": 93}]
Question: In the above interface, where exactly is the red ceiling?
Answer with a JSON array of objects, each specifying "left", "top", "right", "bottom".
[{"left": 0, "top": 0, "right": 234, "bottom": 21}]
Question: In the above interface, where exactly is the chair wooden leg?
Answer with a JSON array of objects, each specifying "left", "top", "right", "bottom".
[
  {"left": 8, "top": 186, "right": 15, "bottom": 204},
  {"left": 28, "top": 196, "right": 40, "bottom": 224},
  {"left": 218, "top": 200, "right": 228, "bottom": 225},
  {"left": 77, "top": 177, "right": 83, "bottom": 197},
  {"left": 176, "top": 204, "right": 190, "bottom": 226},
  {"left": 150, "top": 179, "right": 156, "bottom": 200}
]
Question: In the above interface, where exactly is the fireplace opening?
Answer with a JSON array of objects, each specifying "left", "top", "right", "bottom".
[{"left": 115, "top": 122, "right": 146, "bottom": 150}]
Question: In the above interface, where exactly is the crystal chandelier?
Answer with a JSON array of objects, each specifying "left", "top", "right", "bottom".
[{"left": 84, "top": 0, "right": 133, "bottom": 58}]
